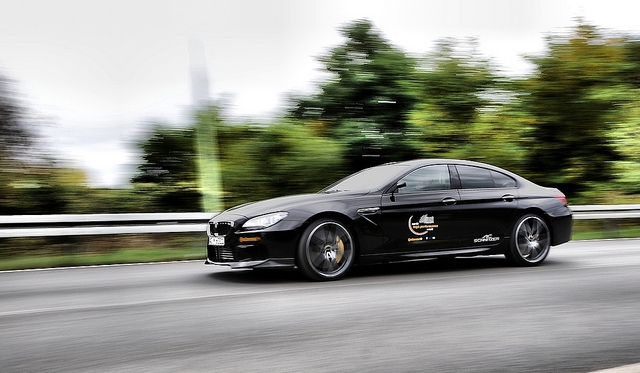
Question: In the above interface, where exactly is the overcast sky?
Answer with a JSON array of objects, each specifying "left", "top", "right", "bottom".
[{"left": 1, "top": 0, "right": 640, "bottom": 187}]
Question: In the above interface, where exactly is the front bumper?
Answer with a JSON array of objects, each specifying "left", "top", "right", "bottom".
[{"left": 205, "top": 218, "right": 303, "bottom": 270}]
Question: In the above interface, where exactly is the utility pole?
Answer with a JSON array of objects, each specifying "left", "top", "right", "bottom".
[{"left": 189, "top": 39, "right": 223, "bottom": 212}]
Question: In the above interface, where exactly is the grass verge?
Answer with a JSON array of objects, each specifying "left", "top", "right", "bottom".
[
  {"left": 0, "top": 247, "right": 205, "bottom": 271},
  {"left": 571, "top": 219, "right": 640, "bottom": 241}
]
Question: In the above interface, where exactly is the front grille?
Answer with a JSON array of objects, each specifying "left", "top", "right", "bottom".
[{"left": 209, "top": 221, "right": 233, "bottom": 236}]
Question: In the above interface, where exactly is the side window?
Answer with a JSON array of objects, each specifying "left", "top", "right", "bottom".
[
  {"left": 456, "top": 165, "right": 518, "bottom": 189},
  {"left": 491, "top": 170, "right": 517, "bottom": 188},
  {"left": 456, "top": 165, "right": 494, "bottom": 189},
  {"left": 397, "top": 165, "right": 451, "bottom": 193}
]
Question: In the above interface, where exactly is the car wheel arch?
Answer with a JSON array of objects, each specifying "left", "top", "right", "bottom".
[
  {"left": 514, "top": 208, "right": 555, "bottom": 243},
  {"left": 297, "top": 212, "right": 361, "bottom": 262},
  {"left": 295, "top": 215, "right": 359, "bottom": 280},
  {"left": 506, "top": 210, "right": 553, "bottom": 266}
]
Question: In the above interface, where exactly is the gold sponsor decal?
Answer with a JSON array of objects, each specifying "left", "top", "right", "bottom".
[
  {"left": 408, "top": 236, "right": 436, "bottom": 242},
  {"left": 239, "top": 236, "right": 261, "bottom": 243},
  {"left": 408, "top": 214, "right": 439, "bottom": 236}
]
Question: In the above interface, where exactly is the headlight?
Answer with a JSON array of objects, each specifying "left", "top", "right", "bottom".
[{"left": 242, "top": 212, "right": 288, "bottom": 230}]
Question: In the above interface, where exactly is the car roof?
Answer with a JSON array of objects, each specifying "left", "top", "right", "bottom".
[
  {"left": 380, "top": 158, "right": 528, "bottom": 182},
  {"left": 384, "top": 158, "right": 495, "bottom": 168}
]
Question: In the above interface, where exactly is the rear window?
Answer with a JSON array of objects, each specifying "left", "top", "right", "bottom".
[
  {"left": 491, "top": 170, "right": 517, "bottom": 188},
  {"left": 456, "top": 165, "right": 494, "bottom": 189},
  {"left": 456, "top": 165, "right": 517, "bottom": 189}
]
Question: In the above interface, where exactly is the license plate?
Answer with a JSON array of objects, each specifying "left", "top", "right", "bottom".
[{"left": 209, "top": 236, "right": 225, "bottom": 246}]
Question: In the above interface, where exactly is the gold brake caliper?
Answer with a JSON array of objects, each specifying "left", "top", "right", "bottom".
[{"left": 335, "top": 236, "right": 344, "bottom": 264}]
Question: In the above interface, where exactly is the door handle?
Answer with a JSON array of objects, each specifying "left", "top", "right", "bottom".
[
  {"left": 502, "top": 194, "right": 515, "bottom": 202},
  {"left": 441, "top": 197, "right": 457, "bottom": 205}
]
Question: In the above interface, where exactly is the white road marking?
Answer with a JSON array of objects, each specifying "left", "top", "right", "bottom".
[{"left": 590, "top": 363, "right": 640, "bottom": 373}]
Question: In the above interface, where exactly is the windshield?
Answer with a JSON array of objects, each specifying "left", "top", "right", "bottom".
[{"left": 320, "top": 164, "right": 411, "bottom": 193}]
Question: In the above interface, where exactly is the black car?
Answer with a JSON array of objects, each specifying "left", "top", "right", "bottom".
[{"left": 206, "top": 159, "right": 572, "bottom": 281}]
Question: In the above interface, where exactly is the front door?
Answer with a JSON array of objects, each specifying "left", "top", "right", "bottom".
[{"left": 380, "top": 165, "right": 460, "bottom": 253}]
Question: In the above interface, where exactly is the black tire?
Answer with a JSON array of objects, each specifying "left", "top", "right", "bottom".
[
  {"left": 506, "top": 213, "right": 551, "bottom": 266},
  {"left": 296, "top": 218, "right": 355, "bottom": 281}
]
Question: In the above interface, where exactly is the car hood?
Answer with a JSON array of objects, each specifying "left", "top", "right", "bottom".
[{"left": 221, "top": 191, "right": 369, "bottom": 220}]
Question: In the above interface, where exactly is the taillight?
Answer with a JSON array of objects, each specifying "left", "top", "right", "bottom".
[{"left": 555, "top": 195, "right": 568, "bottom": 206}]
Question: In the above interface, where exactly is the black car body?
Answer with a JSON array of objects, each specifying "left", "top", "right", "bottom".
[{"left": 206, "top": 159, "right": 572, "bottom": 280}]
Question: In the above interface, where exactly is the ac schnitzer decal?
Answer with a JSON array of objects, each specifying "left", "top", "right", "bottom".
[
  {"left": 408, "top": 214, "right": 439, "bottom": 236},
  {"left": 474, "top": 234, "right": 500, "bottom": 243}
]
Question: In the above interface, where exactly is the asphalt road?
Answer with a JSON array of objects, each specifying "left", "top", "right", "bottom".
[{"left": 2, "top": 239, "right": 640, "bottom": 373}]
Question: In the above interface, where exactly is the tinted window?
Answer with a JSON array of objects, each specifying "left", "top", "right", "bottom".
[
  {"left": 456, "top": 165, "right": 494, "bottom": 189},
  {"left": 397, "top": 165, "right": 451, "bottom": 193},
  {"left": 321, "top": 164, "right": 411, "bottom": 193},
  {"left": 491, "top": 170, "right": 517, "bottom": 188},
  {"left": 455, "top": 166, "right": 518, "bottom": 189}
]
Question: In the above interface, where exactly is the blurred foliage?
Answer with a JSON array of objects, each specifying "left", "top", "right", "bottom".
[
  {"left": 3, "top": 19, "right": 640, "bottom": 219},
  {"left": 517, "top": 24, "right": 632, "bottom": 196},
  {"left": 0, "top": 74, "right": 31, "bottom": 160},
  {"left": 407, "top": 38, "right": 500, "bottom": 159},
  {"left": 416, "top": 39, "right": 496, "bottom": 127},
  {"left": 0, "top": 232, "right": 204, "bottom": 268},
  {"left": 291, "top": 19, "right": 421, "bottom": 172},
  {"left": 131, "top": 125, "right": 202, "bottom": 211},
  {"left": 215, "top": 119, "right": 344, "bottom": 207},
  {"left": 0, "top": 73, "right": 70, "bottom": 215}
]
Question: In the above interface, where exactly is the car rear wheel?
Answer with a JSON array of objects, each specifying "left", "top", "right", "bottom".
[
  {"left": 506, "top": 213, "right": 551, "bottom": 266},
  {"left": 297, "top": 218, "right": 355, "bottom": 281}
]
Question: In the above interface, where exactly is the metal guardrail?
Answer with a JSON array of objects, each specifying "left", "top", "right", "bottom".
[
  {"left": 570, "top": 205, "right": 640, "bottom": 220},
  {"left": 0, "top": 213, "right": 217, "bottom": 238},
  {"left": 0, "top": 205, "right": 638, "bottom": 238}
]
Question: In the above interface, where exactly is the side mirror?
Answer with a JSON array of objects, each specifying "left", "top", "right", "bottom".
[{"left": 390, "top": 182, "right": 406, "bottom": 202}]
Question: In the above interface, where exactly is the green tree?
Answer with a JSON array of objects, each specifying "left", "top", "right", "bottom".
[
  {"left": 408, "top": 39, "right": 499, "bottom": 158},
  {"left": 132, "top": 125, "right": 201, "bottom": 211},
  {"left": 291, "top": 19, "right": 419, "bottom": 171},
  {"left": 519, "top": 23, "right": 629, "bottom": 196},
  {"left": 607, "top": 39, "right": 640, "bottom": 197},
  {"left": 216, "top": 119, "right": 344, "bottom": 207},
  {"left": 0, "top": 72, "right": 74, "bottom": 214},
  {"left": 621, "top": 40, "right": 640, "bottom": 88},
  {"left": 418, "top": 40, "right": 495, "bottom": 125},
  {"left": 0, "top": 74, "right": 31, "bottom": 161},
  {"left": 605, "top": 89, "right": 640, "bottom": 199}
]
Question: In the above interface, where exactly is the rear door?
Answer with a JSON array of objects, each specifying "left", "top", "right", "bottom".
[
  {"left": 453, "top": 165, "right": 519, "bottom": 248},
  {"left": 380, "top": 165, "right": 461, "bottom": 253}
]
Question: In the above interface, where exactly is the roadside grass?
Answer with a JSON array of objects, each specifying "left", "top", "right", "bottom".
[
  {"left": 571, "top": 219, "right": 640, "bottom": 240},
  {"left": 0, "top": 248, "right": 205, "bottom": 271},
  {"left": 0, "top": 233, "right": 206, "bottom": 271}
]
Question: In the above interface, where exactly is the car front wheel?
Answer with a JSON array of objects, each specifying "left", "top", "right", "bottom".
[
  {"left": 297, "top": 218, "right": 355, "bottom": 281},
  {"left": 506, "top": 213, "right": 551, "bottom": 266}
]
